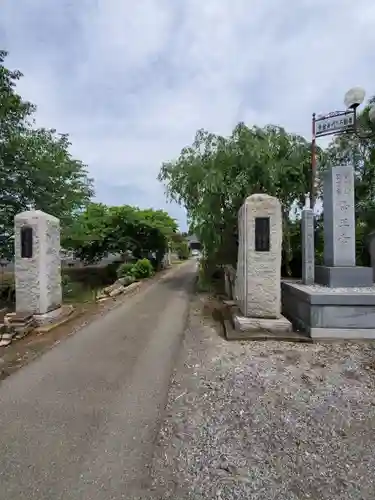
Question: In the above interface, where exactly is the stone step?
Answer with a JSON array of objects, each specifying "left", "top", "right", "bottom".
[
  {"left": 223, "top": 315, "right": 312, "bottom": 343},
  {"left": 224, "top": 318, "right": 312, "bottom": 342}
]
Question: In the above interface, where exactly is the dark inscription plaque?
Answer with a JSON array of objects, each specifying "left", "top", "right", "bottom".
[
  {"left": 255, "top": 217, "right": 270, "bottom": 252},
  {"left": 21, "top": 226, "right": 33, "bottom": 258}
]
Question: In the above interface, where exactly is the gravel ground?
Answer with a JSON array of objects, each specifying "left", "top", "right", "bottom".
[{"left": 150, "top": 294, "right": 375, "bottom": 500}]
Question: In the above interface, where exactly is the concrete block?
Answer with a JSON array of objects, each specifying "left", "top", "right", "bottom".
[
  {"left": 310, "top": 328, "right": 375, "bottom": 339},
  {"left": 315, "top": 265, "right": 373, "bottom": 287},
  {"left": 282, "top": 280, "right": 375, "bottom": 339}
]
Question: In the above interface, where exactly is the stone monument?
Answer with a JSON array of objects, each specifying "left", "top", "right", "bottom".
[
  {"left": 233, "top": 194, "right": 292, "bottom": 335},
  {"left": 315, "top": 165, "right": 372, "bottom": 287},
  {"left": 14, "top": 210, "right": 63, "bottom": 324},
  {"left": 282, "top": 164, "right": 375, "bottom": 339},
  {"left": 301, "top": 195, "right": 315, "bottom": 285}
]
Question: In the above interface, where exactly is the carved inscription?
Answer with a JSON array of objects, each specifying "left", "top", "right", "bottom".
[
  {"left": 255, "top": 217, "right": 270, "bottom": 252},
  {"left": 302, "top": 209, "right": 314, "bottom": 284},
  {"left": 21, "top": 226, "right": 33, "bottom": 258},
  {"left": 335, "top": 172, "right": 354, "bottom": 247}
]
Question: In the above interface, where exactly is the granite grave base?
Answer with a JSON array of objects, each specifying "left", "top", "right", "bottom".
[{"left": 282, "top": 280, "right": 375, "bottom": 339}]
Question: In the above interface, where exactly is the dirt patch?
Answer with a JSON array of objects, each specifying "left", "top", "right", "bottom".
[
  {"left": 0, "top": 302, "right": 94, "bottom": 381},
  {"left": 150, "top": 293, "right": 375, "bottom": 500}
]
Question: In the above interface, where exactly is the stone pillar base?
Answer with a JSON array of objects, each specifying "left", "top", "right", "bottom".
[
  {"left": 33, "top": 306, "right": 64, "bottom": 326},
  {"left": 231, "top": 314, "right": 292, "bottom": 338},
  {"left": 315, "top": 266, "right": 373, "bottom": 287}
]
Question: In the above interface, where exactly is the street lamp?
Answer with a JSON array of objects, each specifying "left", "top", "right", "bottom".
[
  {"left": 310, "top": 87, "right": 375, "bottom": 209},
  {"left": 343, "top": 87, "right": 375, "bottom": 140},
  {"left": 344, "top": 86, "right": 366, "bottom": 109}
]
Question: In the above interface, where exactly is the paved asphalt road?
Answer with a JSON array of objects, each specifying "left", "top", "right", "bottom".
[{"left": 0, "top": 260, "right": 197, "bottom": 500}]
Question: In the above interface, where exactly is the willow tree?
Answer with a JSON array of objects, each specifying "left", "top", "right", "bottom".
[{"left": 159, "top": 122, "right": 311, "bottom": 273}]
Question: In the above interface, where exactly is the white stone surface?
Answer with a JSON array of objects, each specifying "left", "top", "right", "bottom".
[
  {"left": 233, "top": 314, "right": 292, "bottom": 333},
  {"left": 290, "top": 281, "right": 375, "bottom": 294},
  {"left": 235, "top": 194, "right": 282, "bottom": 318},
  {"left": 33, "top": 306, "right": 64, "bottom": 326},
  {"left": 15, "top": 210, "right": 62, "bottom": 315}
]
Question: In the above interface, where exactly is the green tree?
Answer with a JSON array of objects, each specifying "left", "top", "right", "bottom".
[
  {"left": 175, "top": 240, "right": 190, "bottom": 260},
  {"left": 63, "top": 203, "right": 169, "bottom": 265},
  {"left": 0, "top": 51, "right": 93, "bottom": 259},
  {"left": 136, "top": 208, "right": 178, "bottom": 237},
  {"left": 0, "top": 50, "right": 34, "bottom": 134},
  {"left": 159, "top": 122, "right": 311, "bottom": 274}
]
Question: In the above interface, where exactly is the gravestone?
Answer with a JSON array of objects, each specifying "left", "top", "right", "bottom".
[
  {"left": 235, "top": 194, "right": 282, "bottom": 318},
  {"left": 301, "top": 199, "right": 314, "bottom": 285},
  {"left": 14, "top": 210, "right": 62, "bottom": 321},
  {"left": 315, "top": 165, "right": 372, "bottom": 287}
]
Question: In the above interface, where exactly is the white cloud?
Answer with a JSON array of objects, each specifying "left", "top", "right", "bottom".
[{"left": 1, "top": 0, "right": 375, "bottom": 230}]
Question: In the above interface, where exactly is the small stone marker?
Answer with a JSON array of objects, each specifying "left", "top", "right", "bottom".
[
  {"left": 235, "top": 193, "right": 282, "bottom": 318},
  {"left": 369, "top": 231, "right": 375, "bottom": 281},
  {"left": 323, "top": 165, "right": 356, "bottom": 267},
  {"left": 15, "top": 210, "right": 62, "bottom": 318},
  {"left": 301, "top": 195, "right": 315, "bottom": 285}
]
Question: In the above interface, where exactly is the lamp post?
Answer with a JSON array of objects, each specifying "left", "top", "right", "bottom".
[{"left": 310, "top": 87, "right": 375, "bottom": 210}]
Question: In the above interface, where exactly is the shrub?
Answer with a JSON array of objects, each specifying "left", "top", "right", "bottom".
[
  {"left": 61, "top": 273, "right": 94, "bottom": 302},
  {"left": 64, "top": 262, "right": 121, "bottom": 288},
  {"left": 175, "top": 241, "right": 190, "bottom": 260},
  {"left": 104, "top": 261, "right": 123, "bottom": 282},
  {"left": 0, "top": 279, "right": 15, "bottom": 304},
  {"left": 117, "top": 262, "right": 135, "bottom": 278},
  {"left": 132, "top": 258, "right": 154, "bottom": 279}
]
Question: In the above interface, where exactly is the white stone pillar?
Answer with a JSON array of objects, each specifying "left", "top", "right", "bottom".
[
  {"left": 14, "top": 210, "right": 62, "bottom": 316},
  {"left": 235, "top": 194, "right": 282, "bottom": 318}
]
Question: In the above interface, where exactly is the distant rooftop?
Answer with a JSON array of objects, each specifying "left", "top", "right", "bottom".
[{"left": 187, "top": 234, "right": 199, "bottom": 244}]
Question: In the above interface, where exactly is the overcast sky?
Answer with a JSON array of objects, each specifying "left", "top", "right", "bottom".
[{"left": 1, "top": 0, "right": 374, "bottom": 231}]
